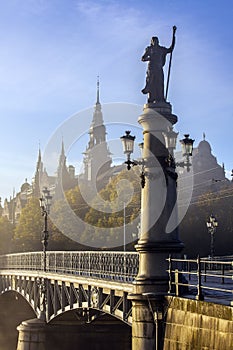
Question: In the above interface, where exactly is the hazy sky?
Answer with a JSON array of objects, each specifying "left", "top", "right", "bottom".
[{"left": 0, "top": 0, "right": 233, "bottom": 200}]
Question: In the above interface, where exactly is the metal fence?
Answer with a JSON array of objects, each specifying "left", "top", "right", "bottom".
[
  {"left": 0, "top": 252, "right": 232, "bottom": 304},
  {"left": 0, "top": 251, "right": 139, "bottom": 282},
  {"left": 167, "top": 256, "right": 233, "bottom": 305}
]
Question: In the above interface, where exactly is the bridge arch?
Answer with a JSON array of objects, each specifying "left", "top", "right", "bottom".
[
  {"left": 45, "top": 308, "right": 132, "bottom": 350},
  {"left": 45, "top": 276, "right": 133, "bottom": 325},
  {"left": 0, "top": 289, "right": 37, "bottom": 317},
  {"left": 0, "top": 273, "right": 41, "bottom": 317},
  {"left": 0, "top": 291, "right": 36, "bottom": 350},
  {"left": 0, "top": 271, "right": 133, "bottom": 325}
]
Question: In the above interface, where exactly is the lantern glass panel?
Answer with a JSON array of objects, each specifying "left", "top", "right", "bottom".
[
  {"left": 120, "top": 131, "right": 135, "bottom": 155},
  {"left": 180, "top": 134, "right": 194, "bottom": 156},
  {"left": 164, "top": 130, "right": 178, "bottom": 150}
]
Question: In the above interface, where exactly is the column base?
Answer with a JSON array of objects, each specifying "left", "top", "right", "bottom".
[{"left": 135, "top": 240, "right": 184, "bottom": 252}]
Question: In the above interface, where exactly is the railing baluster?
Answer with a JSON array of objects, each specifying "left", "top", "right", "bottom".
[
  {"left": 188, "top": 260, "right": 191, "bottom": 281},
  {"left": 175, "top": 269, "right": 179, "bottom": 296},
  {"left": 168, "top": 255, "right": 172, "bottom": 294},
  {"left": 196, "top": 256, "right": 204, "bottom": 301},
  {"left": 204, "top": 261, "right": 207, "bottom": 282},
  {"left": 221, "top": 264, "right": 225, "bottom": 284}
]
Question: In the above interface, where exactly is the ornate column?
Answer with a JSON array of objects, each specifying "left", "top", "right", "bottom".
[{"left": 129, "top": 102, "right": 183, "bottom": 350}]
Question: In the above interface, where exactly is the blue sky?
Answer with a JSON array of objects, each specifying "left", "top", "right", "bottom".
[{"left": 0, "top": 0, "right": 233, "bottom": 200}]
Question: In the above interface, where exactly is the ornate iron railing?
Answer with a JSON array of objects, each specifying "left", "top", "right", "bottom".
[
  {"left": 0, "top": 251, "right": 139, "bottom": 282},
  {"left": 1, "top": 252, "right": 232, "bottom": 305}
]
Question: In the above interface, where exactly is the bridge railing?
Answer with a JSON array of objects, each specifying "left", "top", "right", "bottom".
[
  {"left": 0, "top": 251, "right": 139, "bottom": 283},
  {"left": 167, "top": 256, "right": 233, "bottom": 304},
  {"left": 1, "top": 252, "right": 232, "bottom": 303}
]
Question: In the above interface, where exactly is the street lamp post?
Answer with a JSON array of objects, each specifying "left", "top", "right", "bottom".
[
  {"left": 40, "top": 187, "right": 52, "bottom": 272},
  {"left": 123, "top": 202, "right": 126, "bottom": 252},
  {"left": 120, "top": 27, "right": 196, "bottom": 350},
  {"left": 39, "top": 187, "right": 52, "bottom": 320},
  {"left": 206, "top": 214, "right": 218, "bottom": 259},
  {"left": 121, "top": 121, "right": 194, "bottom": 350}
]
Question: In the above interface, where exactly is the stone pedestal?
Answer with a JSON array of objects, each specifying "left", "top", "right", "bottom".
[
  {"left": 17, "top": 318, "right": 46, "bottom": 350},
  {"left": 130, "top": 102, "right": 183, "bottom": 350}
]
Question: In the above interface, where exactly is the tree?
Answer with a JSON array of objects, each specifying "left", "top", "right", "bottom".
[
  {"left": 65, "top": 185, "right": 89, "bottom": 220},
  {"left": 82, "top": 168, "right": 141, "bottom": 249},
  {"left": 0, "top": 217, "right": 14, "bottom": 254},
  {"left": 13, "top": 197, "right": 43, "bottom": 252},
  {"left": 49, "top": 198, "right": 86, "bottom": 251}
]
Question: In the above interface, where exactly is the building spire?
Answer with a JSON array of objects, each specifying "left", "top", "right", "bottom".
[
  {"left": 61, "top": 137, "right": 65, "bottom": 157},
  {"left": 203, "top": 132, "right": 206, "bottom": 140},
  {"left": 82, "top": 79, "right": 112, "bottom": 182},
  {"left": 58, "top": 137, "right": 66, "bottom": 169},
  {"left": 36, "top": 144, "right": 42, "bottom": 172},
  {"left": 96, "top": 75, "right": 100, "bottom": 105}
]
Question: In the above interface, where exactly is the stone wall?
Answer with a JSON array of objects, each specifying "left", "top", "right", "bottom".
[{"left": 163, "top": 296, "right": 233, "bottom": 350}]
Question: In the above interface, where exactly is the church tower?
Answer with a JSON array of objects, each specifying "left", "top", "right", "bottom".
[
  {"left": 83, "top": 78, "right": 112, "bottom": 182},
  {"left": 57, "top": 139, "right": 67, "bottom": 180},
  {"left": 32, "top": 147, "right": 43, "bottom": 197},
  {"left": 56, "top": 140, "right": 76, "bottom": 192}
]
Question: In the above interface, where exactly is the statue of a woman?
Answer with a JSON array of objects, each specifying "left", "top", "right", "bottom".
[{"left": 141, "top": 26, "right": 176, "bottom": 103}]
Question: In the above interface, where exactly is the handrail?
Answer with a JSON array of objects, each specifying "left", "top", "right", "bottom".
[
  {"left": 167, "top": 255, "right": 233, "bottom": 305},
  {"left": 0, "top": 251, "right": 139, "bottom": 283}
]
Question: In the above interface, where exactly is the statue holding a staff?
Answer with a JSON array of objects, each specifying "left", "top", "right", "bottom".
[{"left": 141, "top": 26, "right": 177, "bottom": 103}]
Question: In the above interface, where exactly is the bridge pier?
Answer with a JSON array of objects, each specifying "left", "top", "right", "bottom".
[
  {"left": 130, "top": 103, "right": 183, "bottom": 350},
  {"left": 16, "top": 310, "right": 131, "bottom": 350},
  {"left": 131, "top": 295, "right": 165, "bottom": 350},
  {"left": 17, "top": 318, "right": 46, "bottom": 350}
]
